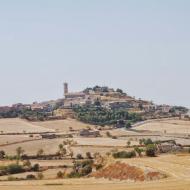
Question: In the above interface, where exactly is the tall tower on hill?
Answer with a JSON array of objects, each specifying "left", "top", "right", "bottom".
[{"left": 64, "top": 82, "right": 68, "bottom": 96}]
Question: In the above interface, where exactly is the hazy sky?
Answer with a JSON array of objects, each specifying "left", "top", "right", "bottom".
[{"left": 0, "top": 0, "right": 190, "bottom": 107}]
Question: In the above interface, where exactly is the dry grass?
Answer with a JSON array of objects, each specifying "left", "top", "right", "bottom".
[
  {"left": 32, "top": 118, "right": 97, "bottom": 132},
  {"left": 0, "top": 118, "right": 54, "bottom": 133},
  {"left": 0, "top": 135, "right": 39, "bottom": 146},
  {"left": 134, "top": 119, "right": 190, "bottom": 134}
]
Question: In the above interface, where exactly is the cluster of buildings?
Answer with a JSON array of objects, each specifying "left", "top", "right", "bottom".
[
  {"left": 62, "top": 83, "right": 189, "bottom": 120},
  {"left": 0, "top": 82, "right": 189, "bottom": 121}
]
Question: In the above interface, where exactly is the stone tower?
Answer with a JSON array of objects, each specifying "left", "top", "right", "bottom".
[{"left": 64, "top": 82, "right": 68, "bottom": 96}]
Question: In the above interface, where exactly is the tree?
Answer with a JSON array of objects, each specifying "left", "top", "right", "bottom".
[
  {"left": 32, "top": 163, "right": 40, "bottom": 171},
  {"left": 116, "top": 88, "right": 123, "bottom": 94},
  {"left": 134, "top": 147, "right": 143, "bottom": 157},
  {"left": 16, "top": 147, "right": 24, "bottom": 163},
  {"left": 125, "top": 122, "right": 132, "bottom": 129},
  {"left": 146, "top": 144, "right": 157, "bottom": 157},
  {"left": 144, "top": 138, "right": 153, "bottom": 146}
]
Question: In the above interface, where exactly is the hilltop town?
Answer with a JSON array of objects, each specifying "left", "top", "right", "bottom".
[{"left": 0, "top": 83, "right": 189, "bottom": 124}]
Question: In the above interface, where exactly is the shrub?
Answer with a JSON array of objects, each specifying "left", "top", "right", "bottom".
[
  {"left": 67, "top": 171, "right": 82, "bottom": 178},
  {"left": 80, "top": 165, "right": 92, "bottom": 176},
  {"left": 146, "top": 144, "right": 157, "bottom": 157},
  {"left": 6, "top": 164, "right": 24, "bottom": 174},
  {"left": 0, "top": 150, "right": 5, "bottom": 159},
  {"left": 57, "top": 171, "right": 64, "bottom": 178},
  {"left": 86, "top": 152, "right": 92, "bottom": 159},
  {"left": 69, "top": 160, "right": 93, "bottom": 178},
  {"left": 113, "top": 151, "right": 136, "bottom": 159},
  {"left": 125, "top": 122, "right": 132, "bottom": 129},
  {"left": 134, "top": 147, "right": 144, "bottom": 157},
  {"left": 95, "top": 164, "right": 103, "bottom": 170},
  {"left": 32, "top": 164, "right": 40, "bottom": 171},
  {"left": 26, "top": 174, "right": 36, "bottom": 180},
  {"left": 144, "top": 138, "right": 153, "bottom": 146},
  {"left": 76, "top": 154, "right": 83, "bottom": 159}
]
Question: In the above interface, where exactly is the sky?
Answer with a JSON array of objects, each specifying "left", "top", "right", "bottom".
[{"left": 0, "top": 0, "right": 190, "bottom": 108}]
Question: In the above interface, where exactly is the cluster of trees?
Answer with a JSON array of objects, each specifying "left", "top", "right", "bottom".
[
  {"left": 68, "top": 159, "right": 93, "bottom": 178},
  {"left": 83, "top": 86, "right": 126, "bottom": 94},
  {"left": 169, "top": 106, "right": 189, "bottom": 114},
  {"left": 73, "top": 105, "right": 142, "bottom": 126},
  {"left": 139, "top": 138, "right": 157, "bottom": 157},
  {"left": 0, "top": 108, "right": 50, "bottom": 121}
]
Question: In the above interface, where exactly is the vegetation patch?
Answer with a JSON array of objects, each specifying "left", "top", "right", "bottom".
[{"left": 73, "top": 105, "right": 142, "bottom": 126}]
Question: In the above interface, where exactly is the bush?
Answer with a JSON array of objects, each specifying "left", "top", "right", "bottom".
[
  {"left": 134, "top": 147, "right": 144, "bottom": 157},
  {"left": 86, "top": 152, "right": 92, "bottom": 159},
  {"left": 76, "top": 154, "right": 83, "bottom": 159},
  {"left": 125, "top": 122, "right": 132, "bottom": 129},
  {"left": 69, "top": 160, "right": 93, "bottom": 178},
  {"left": 26, "top": 174, "right": 36, "bottom": 180},
  {"left": 57, "top": 171, "right": 64, "bottom": 179},
  {"left": 112, "top": 136, "right": 117, "bottom": 139},
  {"left": 144, "top": 138, "right": 153, "bottom": 146},
  {"left": 6, "top": 164, "right": 24, "bottom": 174},
  {"left": 95, "top": 164, "right": 103, "bottom": 170},
  {"left": 32, "top": 164, "right": 40, "bottom": 171},
  {"left": 67, "top": 171, "right": 82, "bottom": 178},
  {"left": 113, "top": 151, "right": 136, "bottom": 158},
  {"left": 146, "top": 144, "right": 157, "bottom": 157},
  {"left": 80, "top": 165, "right": 92, "bottom": 176},
  {"left": 0, "top": 150, "right": 5, "bottom": 159}
]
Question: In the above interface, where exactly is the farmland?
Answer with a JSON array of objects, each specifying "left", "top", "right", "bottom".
[
  {"left": 0, "top": 154, "right": 190, "bottom": 190},
  {"left": 0, "top": 118, "right": 54, "bottom": 134},
  {"left": 134, "top": 119, "right": 190, "bottom": 135},
  {"left": 0, "top": 118, "right": 190, "bottom": 190}
]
